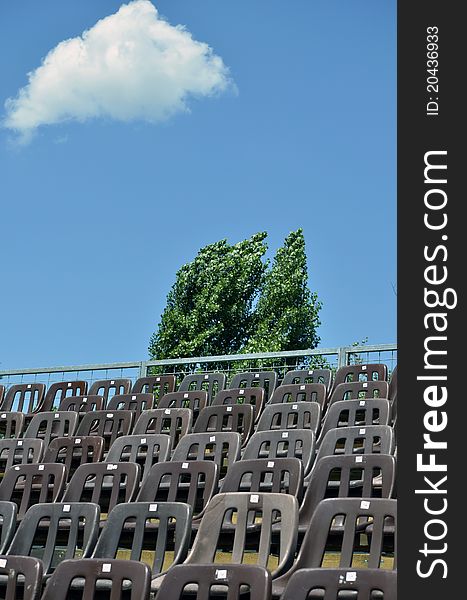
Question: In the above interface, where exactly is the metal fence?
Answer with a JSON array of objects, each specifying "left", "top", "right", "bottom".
[{"left": 0, "top": 343, "right": 397, "bottom": 390}]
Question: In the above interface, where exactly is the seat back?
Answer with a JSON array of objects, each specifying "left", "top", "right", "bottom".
[
  {"left": 58, "top": 395, "right": 104, "bottom": 415},
  {"left": 257, "top": 402, "right": 321, "bottom": 433},
  {"left": 178, "top": 373, "right": 226, "bottom": 402},
  {"left": 157, "top": 391, "right": 208, "bottom": 427},
  {"left": 0, "top": 500, "right": 17, "bottom": 553},
  {"left": 105, "top": 434, "right": 171, "bottom": 480},
  {"left": 23, "top": 411, "right": 78, "bottom": 447},
  {"left": 0, "top": 385, "right": 4, "bottom": 405},
  {"left": 270, "top": 384, "right": 327, "bottom": 410},
  {"left": 40, "top": 558, "right": 151, "bottom": 600},
  {"left": 106, "top": 393, "right": 154, "bottom": 416},
  {"left": 1, "top": 384, "right": 46, "bottom": 413},
  {"left": 0, "top": 438, "right": 44, "bottom": 473},
  {"left": 243, "top": 430, "right": 315, "bottom": 475},
  {"left": 329, "top": 381, "right": 389, "bottom": 407},
  {"left": 333, "top": 364, "right": 388, "bottom": 389},
  {"left": 319, "top": 399, "right": 391, "bottom": 443},
  {"left": 212, "top": 387, "right": 266, "bottom": 422},
  {"left": 229, "top": 371, "right": 278, "bottom": 402},
  {"left": 172, "top": 432, "right": 241, "bottom": 480},
  {"left": 88, "top": 379, "right": 132, "bottom": 405},
  {"left": 7, "top": 502, "right": 100, "bottom": 574},
  {"left": 193, "top": 404, "right": 254, "bottom": 446},
  {"left": 282, "top": 369, "right": 332, "bottom": 391},
  {"left": 0, "top": 411, "right": 25, "bottom": 439},
  {"left": 43, "top": 436, "right": 105, "bottom": 480},
  {"left": 0, "top": 556, "right": 43, "bottom": 600},
  {"left": 93, "top": 501, "right": 192, "bottom": 576},
  {"left": 76, "top": 410, "right": 134, "bottom": 453},
  {"left": 43, "top": 380, "right": 88, "bottom": 411},
  {"left": 137, "top": 460, "right": 218, "bottom": 520},
  {"left": 133, "top": 408, "right": 192, "bottom": 449},
  {"left": 315, "top": 425, "right": 395, "bottom": 463},
  {"left": 131, "top": 374, "right": 176, "bottom": 398}
]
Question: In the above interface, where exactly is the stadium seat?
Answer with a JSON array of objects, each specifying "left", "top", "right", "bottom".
[
  {"left": 193, "top": 404, "right": 254, "bottom": 447},
  {"left": 131, "top": 374, "right": 177, "bottom": 398},
  {"left": 243, "top": 430, "right": 315, "bottom": 476},
  {"left": 328, "top": 381, "right": 389, "bottom": 407},
  {"left": 0, "top": 438, "right": 44, "bottom": 473},
  {"left": 0, "top": 555, "right": 43, "bottom": 600},
  {"left": 23, "top": 411, "right": 78, "bottom": 447},
  {"left": 332, "top": 364, "right": 388, "bottom": 390},
  {"left": 88, "top": 379, "right": 132, "bottom": 405},
  {"left": 0, "top": 411, "right": 25, "bottom": 439},
  {"left": 107, "top": 393, "right": 155, "bottom": 416},
  {"left": 0, "top": 386, "right": 4, "bottom": 406},
  {"left": 0, "top": 383, "right": 46, "bottom": 414},
  {"left": 256, "top": 402, "right": 321, "bottom": 434},
  {"left": 269, "top": 384, "right": 327, "bottom": 410},
  {"left": 318, "top": 399, "right": 391, "bottom": 443},
  {"left": 76, "top": 411, "right": 134, "bottom": 454},
  {"left": 228, "top": 371, "right": 278, "bottom": 402},
  {"left": 0, "top": 501, "right": 17, "bottom": 553},
  {"left": 43, "top": 436, "right": 105, "bottom": 481},
  {"left": 389, "top": 365, "right": 397, "bottom": 424},
  {"left": 42, "top": 380, "right": 88, "bottom": 411},
  {"left": 105, "top": 434, "right": 171, "bottom": 481},
  {"left": 157, "top": 391, "right": 208, "bottom": 428},
  {"left": 314, "top": 426, "right": 395, "bottom": 464},
  {"left": 281, "top": 368, "right": 333, "bottom": 391},
  {"left": 58, "top": 395, "right": 105, "bottom": 416},
  {"left": 212, "top": 387, "right": 266, "bottom": 423},
  {"left": 178, "top": 373, "right": 226, "bottom": 403},
  {"left": 133, "top": 408, "right": 192, "bottom": 450}
]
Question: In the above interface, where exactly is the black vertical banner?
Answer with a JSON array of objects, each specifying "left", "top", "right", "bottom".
[{"left": 398, "top": 2, "right": 463, "bottom": 598}]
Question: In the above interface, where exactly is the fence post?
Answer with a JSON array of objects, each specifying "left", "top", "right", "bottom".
[
  {"left": 139, "top": 361, "right": 148, "bottom": 379},
  {"left": 337, "top": 347, "right": 348, "bottom": 369}
]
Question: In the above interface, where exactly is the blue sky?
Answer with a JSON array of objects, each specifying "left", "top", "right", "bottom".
[{"left": 0, "top": 0, "right": 396, "bottom": 370}]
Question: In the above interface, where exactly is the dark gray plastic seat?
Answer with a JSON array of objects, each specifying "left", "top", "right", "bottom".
[
  {"left": 319, "top": 399, "right": 391, "bottom": 444},
  {"left": 92, "top": 501, "right": 192, "bottom": 577},
  {"left": 0, "top": 438, "right": 44, "bottom": 473},
  {"left": 171, "top": 432, "right": 241, "bottom": 480},
  {"left": 40, "top": 558, "right": 151, "bottom": 600},
  {"left": 105, "top": 434, "right": 171, "bottom": 481},
  {"left": 332, "top": 364, "right": 388, "bottom": 390},
  {"left": 58, "top": 395, "right": 105, "bottom": 416},
  {"left": 193, "top": 404, "right": 254, "bottom": 446},
  {"left": 328, "top": 381, "right": 389, "bottom": 407},
  {"left": 0, "top": 384, "right": 46, "bottom": 414},
  {"left": 212, "top": 387, "right": 266, "bottom": 422},
  {"left": 88, "top": 379, "right": 132, "bottom": 405},
  {"left": 0, "top": 386, "right": 4, "bottom": 406},
  {"left": 155, "top": 564, "right": 271, "bottom": 600},
  {"left": 137, "top": 461, "right": 218, "bottom": 521},
  {"left": 107, "top": 393, "right": 155, "bottom": 416},
  {"left": 76, "top": 411, "right": 134, "bottom": 454},
  {"left": 0, "top": 555, "right": 43, "bottom": 600},
  {"left": 63, "top": 462, "right": 140, "bottom": 518},
  {"left": 282, "top": 368, "right": 333, "bottom": 391},
  {"left": 7, "top": 502, "right": 100, "bottom": 576},
  {"left": 0, "top": 501, "right": 17, "bottom": 553},
  {"left": 0, "top": 463, "right": 66, "bottom": 520},
  {"left": 133, "top": 408, "right": 192, "bottom": 450},
  {"left": 0, "top": 411, "right": 25, "bottom": 439},
  {"left": 243, "top": 430, "right": 315, "bottom": 476},
  {"left": 269, "top": 384, "right": 327, "bottom": 410},
  {"left": 221, "top": 458, "right": 303, "bottom": 499},
  {"left": 314, "top": 426, "right": 395, "bottom": 464},
  {"left": 272, "top": 498, "right": 397, "bottom": 598},
  {"left": 43, "top": 436, "right": 105, "bottom": 481},
  {"left": 157, "top": 391, "right": 208, "bottom": 428},
  {"left": 23, "top": 411, "right": 78, "bottom": 447},
  {"left": 228, "top": 371, "right": 278, "bottom": 402},
  {"left": 257, "top": 402, "right": 321, "bottom": 434},
  {"left": 132, "top": 374, "right": 177, "bottom": 397},
  {"left": 43, "top": 380, "right": 88, "bottom": 411},
  {"left": 280, "top": 568, "right": 397, "bottom": 600},
  {"left": 388, "top": 365, "right": 397, "bottom": 424},
  {"left": 178, "top": 373, "right": 226, "bottom": 403}
]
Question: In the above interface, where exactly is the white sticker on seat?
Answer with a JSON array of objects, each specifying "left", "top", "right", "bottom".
[
  {"left": 1, "top": 414, "right": 6, "bottom": 418},
  {"left": 308, "top": 371, "right": 314, "bottom": 375},
  {"left": 83, "top": 398, "right": 88, "bottom": 402},
  {"left": 362, "top": 366, "right": 367, "bottom": 371},
  {"left": 355, "top": 456, "right": 363, "bottom": 463},
  {"left": 359, "top": 400, "right": 366, "bottom": 406},
  {"left": 156, "top": 378, "right": 161, "bottom": 382},
  {"left": 110, "top": 381, "right": 115, "bottom": 385},
  {"left": 55, "top": 413, "right": 60, "bottom": 418},
  {"left": 102, "top": 564, "right": 112, "bottom": 573},
  {"left": 18, "top": 440, "right": 23, "bottom": 446},
  {"left": 149, "top": 504, "right": 158, "bottom": 512},
  {"left": 363, "top": 383, "right": 368, "bottom": 388},
  {"left": 210, "top": 436, "right": 216, "bottom": 442},
  {"left": 281, "top": 432, "right": 289, "bottom": 438},
  {"left": 182, "top": 463, "right": 189, "bottom": 469},
  {"left": 226, "top": 406, "right": 233, "bottom": 412},
  {"left": 204, "top": 375, "right": 209, "bottom": 380},
  {"left": 67, "top": 383, "right": 72, "bottom": 387},
  {"left": 250, "top": 494, "right": 259, "bottom": 503},
  {"left": 239, "top": 389, "right": 245, "bottom": 395},
  {"left": 359, "top": 428, "right": 366, "bottom": 435},
  {"left": 215, "top": 569, "right": 227, "bottom": 580},
  {"left": 292, "top": 404, "right": 298, "bottom": 410},
  {"left": 267, "top": 461, "right": 275, "bottom": 468},
  {"left": 346, "top": 572, "right": 357, "bottom": 582},
  {"left": 75, "top": 439, "right": 81, "bottom": 444},
  {"left": 107, "top": 464, "right": 117, "bottom": 471},
  {"left": 63, "top": 505, "right": 71, "bottom": 513},
  {"left": 255, "top": 374, "right": 260, "bottom": 379},
  {"left": 38, "top": 465, "right": 44, "bottom": 471},
  {"left": 0, "top": 559, "right": 7, "bottom": 568},
  {"left": 165, "top": 409, "right": 171, "bottom": 414},
  {"left": 132, "top": 395, "right": 136, "bottom": 400},
  {"left": 140, "top": 438, "right": 147, "bottom": 444},
  {"left": 184, "top": 393, "right": 189, "bottom": 398},
  {"left": 360, "top": 501, "right": 371, "bottom": 510},
  {"left": 300, "top": 385, "right": 306, "bottom": 390}
]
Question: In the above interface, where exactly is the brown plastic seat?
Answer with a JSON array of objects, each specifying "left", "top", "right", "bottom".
[
  {"left": 269, "top": 384, "right": 327, "bottom": 410},
  {"left": 282, "top": 368, "right": 333, "bottom": 391},
  {"left": 0, "top": 555, "right": 43, "bottom": 600},
  {"left": 157, "top": 391, "right": 208, "bottom": 427},
  {"left": 0, "top": 501, "right": 17, "bottom": 553},
  {"left": 58, "top": 395, "right": 105, "bottom": 416},
  {"left": 314, "top": 426, "right": 395, "bottom": 465},
  {"left": 133, "top": 408, "right": 192, "bottom": 450},
  {"left": 280, "top": 568, "right": 397, "bottom": 600},
  {"left": 0, "top": 386, "right": 4, "bottom": 406},
  {"left": 0, "top": 383, "right": 46, "bottom": 414},
  {"left": 43, "top": 436, "right": 105, "bottom": 481},
  {"left": 228, "top": 371, "right": 278, "bottom": 402},
  {"left": 88, "top": 379, "right": 132, "bottom": 405},
  {"left": 105, "top": 434, "right": 171, "bottom": 481},
  {"left": 328, "top": 381, "right": 389, "bottom": 407},
  {"left": 23, "top": 411, "right": 78, "bottom": 447},
  {"left": 178, "top": 373, "right": 226, "bottom": 403},
  {"left": 193, "top": 404, "right": 254, "bottom": 447},
  {"left": 107, "top": 393, "right": 155, "bottom": 416},
  {"left": 76, "top": 410, "right": 134, "bottom": 454},
  {"left": 40, "top": 558, "right": 151, "bottom": 600},
  {"left": 332, "top": 364, "right": 388, "bottom": 390},
  {"left": 388, "top": 365, "right": 397, "bottom": 424},
  {"left": 212, "top": 387, "right": 266, "bottom": 423},
  {"left": 257, "top": 402, "right": 321, "bottom": 434},
  {"left": 132, "top": 374, "right": 177, "bottom": 398},
  {"left": 0, "top": 463, "right": 66, "bottom": 520},
  {"left": 43, "top": 380, "right": 88, "bottom": 411},
  {"left": 0, "top": 411, "right": 25, "bottom": 439},
  {"left": 0, "top": 438, "right": 44, "bottom": 474}
]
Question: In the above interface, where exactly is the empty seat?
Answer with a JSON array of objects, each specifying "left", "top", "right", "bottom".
[
  {"left": 193, "top": 404, "right": 254, "bottom": 446},
  {"left": 157, "top": 391, "right": 208, "bottom": 427},
  {"left": 0, "top": 386, "right": 4, "bottom": 406},
  {"left": 132, "top": 374, "right": 177, "bottom": 398},
  {"left": 107, "top": 393, "right": 155, "bottom": 416},
  {"left": 332, "top": 364, "right": 388, "bottom": 389},
  {"left": 282, "top": 368, "right": 333, "bottom": 391},
  {"left": 212, "top": 387, "right": 266, "bottom": 423},
  {"left": 243, "top": 430, "right": 315, "bottom": 476},
  {"left": 0, "top": 501, "right": 17, "bottom": 553},
  {"left": 156, "top": 564, "right": 271, "bottom": 600},
  {"left": 76, "top": 411, "right": 134, "bottom": 454},
  {"left": 388, "top": 365, "right": 397, "bottom": 424},
  {"left": 280, "top": 568, "right": 397, "bottom": 600},
  {"left": 0, "top": 463, "right": 66, "bottom": 520},
  {"left": 221, "top": 458, "right": 303, "bottom": 499},
  {"left": 257, "top": 402, "right": 321, "bottom": 434},
  {"left": 23, "top": 411, "right": 78, "bottom": 447},
  {"left": 314, "top": 426, "right": 395, "bottom": 464},
  {"left": 92, "top": 501, "right": 192, "bottom": 578},
  {"left": 172, "top": 432, "right": 241, "bottom": 480},
  {"left": 0, "top": 555, "right": 43, "bottom": 600},
  {"left": 0, "top": 383, "right": 46, "bottom": 414},
  {"left": 0, "top": 411, "right": 25, "bottom": 439},
  {"left": 105, "top": 434, "right": 171, "bottom": 481},
  {"left": 40, "top": 558, "right": 151, "bottom": 600},
  {"left": 319, "top": 399, "right": 391, "bottom": 444},
  {"left": 43, "top": 380, "right": 88, "bottom": 411},
  {"left": 63, "top": 462, "right": 140, "bottom": 517},
  {"left": 178, "top": 373, "right": 226, "bottom": 403},
  {"left": 328, "top": 381, "right": 389, "bottom": 407},
  {"left": 58, "top": 395, "right": 105, "bottom": 416},
  {"left": 43, "top": 436, "right": 105, "bottom": 481},
  {"left": 7, "top": 502, "right": 100, "bottom": 576},
  {"left": 272, "top": 498, "right": 397, "bottom": 597},
  {"left": 137, "top": 461, "right": 218, "bottom": 521},
  {"left": 228, "top": 371, "right": 278, "bottom": 402},
  {"left": 88, "top": 379, "right": 132, "bottom": 405},
  {"left": 269, "top": 384, "right": 327, "bottom": 410},
  {"left": 133, "top": 408, "right": 192, "bottom": 450},
  {"left": 0, "top": 438, "right": 44, "bottom": 473}
]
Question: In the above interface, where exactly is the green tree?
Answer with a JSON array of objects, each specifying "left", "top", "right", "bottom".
[
  {"left": 244, "top": 229, "right": 322, "bottom": 352},
  {"left": 148, "top": 232, "right": 268, "bottom": 359}
]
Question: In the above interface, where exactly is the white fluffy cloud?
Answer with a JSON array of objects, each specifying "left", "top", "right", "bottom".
[{"left": 4, "top": 0, "right": 233, "bottom": 140}]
